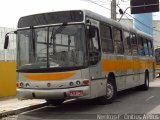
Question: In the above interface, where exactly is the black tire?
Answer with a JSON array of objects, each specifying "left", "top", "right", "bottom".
[
  {"left": 46, "top": 99, "right": 64, "bottom": 106},
  {"left": 158, "top": 73, "right": 160, "bottom": 78},
  {"left": 140, "top": 73, "right": 149, "bottom": 90},
  {"left": 97, "top": 78, "right": 117, "bottom": 105}
]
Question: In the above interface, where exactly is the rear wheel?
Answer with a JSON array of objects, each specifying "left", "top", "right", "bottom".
[
  {"left": 140, "top": 72, "right": 149, "bottom": 90},
  {"left": 97, "top": 77, "right": 117, "bottom": 105},
  {"left": 46, "top": 99, "right": 64, "bottom": 106}
]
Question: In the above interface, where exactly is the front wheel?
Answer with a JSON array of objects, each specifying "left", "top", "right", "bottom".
[{"left": 97, "top": 79, "right": 117, "bottom": 105}]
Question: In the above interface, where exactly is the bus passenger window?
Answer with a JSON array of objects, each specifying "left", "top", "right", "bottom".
[
  {"left": 155, "top": 48, "right": 160, "bottom": 64},
  {"left": 113, "top": 28, "right": 124, "bottom": 54},
  {"left": 123, "top": 31, "right": 131, "bottom": 55},
  {"left": 143, "top": 39, "right": 149, "bottom": 56},
  {"left": 89, "top": 34, "right": 99, "bottom": 52},
  {"left": 100, "top": 24, "right": 113, "bottom": 53},
  {"left": 137, "top": 36, "right": 145, "bottom": 56},
  {"left": 148, "top": 40, "right": 153, "bottom": 56},
  {"left": 130, "top": 33, "right": 138, "bottom": 55},
  {"left": 89, "top": 28, "right": 100, "bottom": 65}
]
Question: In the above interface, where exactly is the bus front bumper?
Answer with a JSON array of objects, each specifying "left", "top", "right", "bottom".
[{"left": 17, "top": 86, "right": 90, "bottom": 100}]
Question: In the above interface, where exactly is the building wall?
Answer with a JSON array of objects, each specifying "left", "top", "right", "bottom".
[
  {"left": 0, "top": 62, "right": 16, "bottom": 97},
  {"left": 0, "top": 27, "right": 16, "bottom": 97},
  {"left": 0, "top": 27, "right": 16, "bottom": 61},
  {"left": 133, "top": 13, "right": 153, "bottom": 36},
  {"left": 152, "top": 20, "right": 160, "bottom": 48}
]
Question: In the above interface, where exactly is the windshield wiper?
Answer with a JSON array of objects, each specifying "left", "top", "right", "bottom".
[
  {"left": 47, "top": 23, "right": 67, "bottom": 68},
  {"left": 31, "top": 26, "right": 36, "bottom": 57},
  {"left": 50, "top": 23, "right": 67, "bottom": 44}
]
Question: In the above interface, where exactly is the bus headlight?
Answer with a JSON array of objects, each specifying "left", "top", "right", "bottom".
[
  {"left": 26, "top": 83, "right": 30, "bottom": 88},
  {"left": 19, "top": 82, "right": 24, "bottom": 88},
  {"left": 76, "top": 81, "right": 81, "bottom": 85},
  {"left": 69, "top": 82, "right": 74, "bottom": 86}
]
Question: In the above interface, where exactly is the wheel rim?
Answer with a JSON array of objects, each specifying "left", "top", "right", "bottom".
[{"left": 106, "top": 83, "right": 114, "bottom": 99}]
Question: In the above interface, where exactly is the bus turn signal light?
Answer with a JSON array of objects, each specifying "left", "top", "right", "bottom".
[
  {"left": 83, "top": 80, "right": 90, "bottom": 85},
  {"left": 16, "top": 82, "right": 19, "bottom": 88}
]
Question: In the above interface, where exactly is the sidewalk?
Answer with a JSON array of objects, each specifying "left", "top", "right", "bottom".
[{"left": 0, "top": 96, "right": 46, "bottom": 118}]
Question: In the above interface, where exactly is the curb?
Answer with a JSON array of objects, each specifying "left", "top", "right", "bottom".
[{"left": 0, "top": 103, "right": 47, "bottom": 118}]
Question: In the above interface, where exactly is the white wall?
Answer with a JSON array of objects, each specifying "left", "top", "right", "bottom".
[{"left": 0, "top": 27, "right": 16, "bottom": 61}]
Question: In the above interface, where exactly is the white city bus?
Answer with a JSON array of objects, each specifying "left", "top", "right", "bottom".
[{"left": 4, "top": 10, "right": 155, "bottom": 105}]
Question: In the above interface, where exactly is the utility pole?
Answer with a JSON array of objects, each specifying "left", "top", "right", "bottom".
[{"left": 111, "top": 0, "right": 116, "bottom": 20}]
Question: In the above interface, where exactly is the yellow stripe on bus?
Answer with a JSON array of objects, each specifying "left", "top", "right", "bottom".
[
  {"left": 102, "top": 59, "right": 154, "bottom": 72},
  {"left": 155, "top": 64, "right": 160, "bottom": 69},
  {"left": 24, "top": 72, "right": 76, "bottom": 80}
]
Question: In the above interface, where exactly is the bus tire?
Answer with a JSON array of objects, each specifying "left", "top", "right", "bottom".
[
  {"left": 46, "top": 99, "right": 64, "bottom": 106},
  {"left": 140, "top": 72, "right": 149, "bottom": 90},
  {"left": 97, "top": 77, "right": 117, "bottom": 105}
]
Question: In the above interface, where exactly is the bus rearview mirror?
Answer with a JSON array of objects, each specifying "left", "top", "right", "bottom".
[{"left": 4, "top": 35, "right": 9, "bottom": 49}]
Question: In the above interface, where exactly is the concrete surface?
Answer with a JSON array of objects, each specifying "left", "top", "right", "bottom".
[{"left": 0, "top": 96, "right": 46, "bottom": 118}]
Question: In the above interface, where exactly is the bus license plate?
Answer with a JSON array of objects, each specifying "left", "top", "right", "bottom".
[{"left": 69, "top": 90, "right": 83, "bottom": 96}]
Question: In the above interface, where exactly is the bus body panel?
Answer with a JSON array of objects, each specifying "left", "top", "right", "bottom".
[{"left": 17, "top": 69, "right": 92, "bottom": 100}]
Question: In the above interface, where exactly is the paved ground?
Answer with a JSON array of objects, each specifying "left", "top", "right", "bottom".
[
  {"left": 0, "top": 97, "right": 46, "bottom": 118},
  {"left": 1, "top": 78, "right": 160, "bottom": 120}
]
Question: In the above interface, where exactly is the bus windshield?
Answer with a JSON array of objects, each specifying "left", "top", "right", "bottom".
[{"left": 17, "top": 24, "right": 87, "bottom": 70}]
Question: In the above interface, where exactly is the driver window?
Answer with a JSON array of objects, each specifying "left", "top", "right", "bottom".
[{"left": 89, "top": 29, "right": 99, "bottom": 52}]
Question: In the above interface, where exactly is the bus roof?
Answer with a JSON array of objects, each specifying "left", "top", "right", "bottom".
[
  {"left": 17, "top": 9, "right": 153, "bottom": 40},
  {"left": 83, "top": 9, "right": 153, "bottom": 40}
]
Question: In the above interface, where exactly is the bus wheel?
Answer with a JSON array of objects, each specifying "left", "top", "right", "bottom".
[
  {"left": 140, "top": 73, "right": 149, "bottom": 90},
  {"left": 46, "top": 99, "right": 64, "bottom": 106},
  {"left": 97, "top": 78, "right": 117, "bottom": 105}
]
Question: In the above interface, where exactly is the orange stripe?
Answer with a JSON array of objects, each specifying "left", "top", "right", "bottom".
[
  {"left": 155, "top": 64, "right": 160, "bottom": 69},
  {"left": 24, "top": 72, "right": 76, "bottom": 81},
  {"left": 102, "top": 59, "right": 154, "bottom": 72}
]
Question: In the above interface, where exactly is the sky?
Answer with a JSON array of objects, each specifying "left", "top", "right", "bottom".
[{"left": 0, "top": 0, "right": 159, "bottom": 28}]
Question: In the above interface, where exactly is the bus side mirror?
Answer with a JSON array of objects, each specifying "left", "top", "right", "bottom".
[
  {"left": 4, "top": 35, "right": 9, "bottom": 49},
  {"left": 89, "top": 26, "right": 96, "bottom": 38}
]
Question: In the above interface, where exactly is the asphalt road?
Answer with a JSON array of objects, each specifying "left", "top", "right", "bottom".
[{"left": 2, "top": 78, "right": 160, "bottom": 120}]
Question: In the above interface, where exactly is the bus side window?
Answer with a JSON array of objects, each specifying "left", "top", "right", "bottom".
[
  {"left": 123, "top": 31, "right": 132, "bottom": 55},
  {"left": 100, "top": 23, "right": 113, "bottom": 53},
  {"left": 89, "top": 27, "right": 100, "bottom": 65},
  {"left": 112, "top": 27, "right": 124, "bottom": 54},
  {"left": 89, "top": 29, "right": 99, "bottom": 52},
  {"left": 143, "top": 39, "right": 149, "bottom": 56},
  {"left": 137, "top": 36, "right": 145, "bottom": 56},
  {"left": 130, "top": 33, "right": 138, "bottom": 56},
  {"left": 147, "top": 40, "right": 153, "bottom": 56},
  {"left": 155, "top": 48, "right": 160, "bottom": 64}
]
